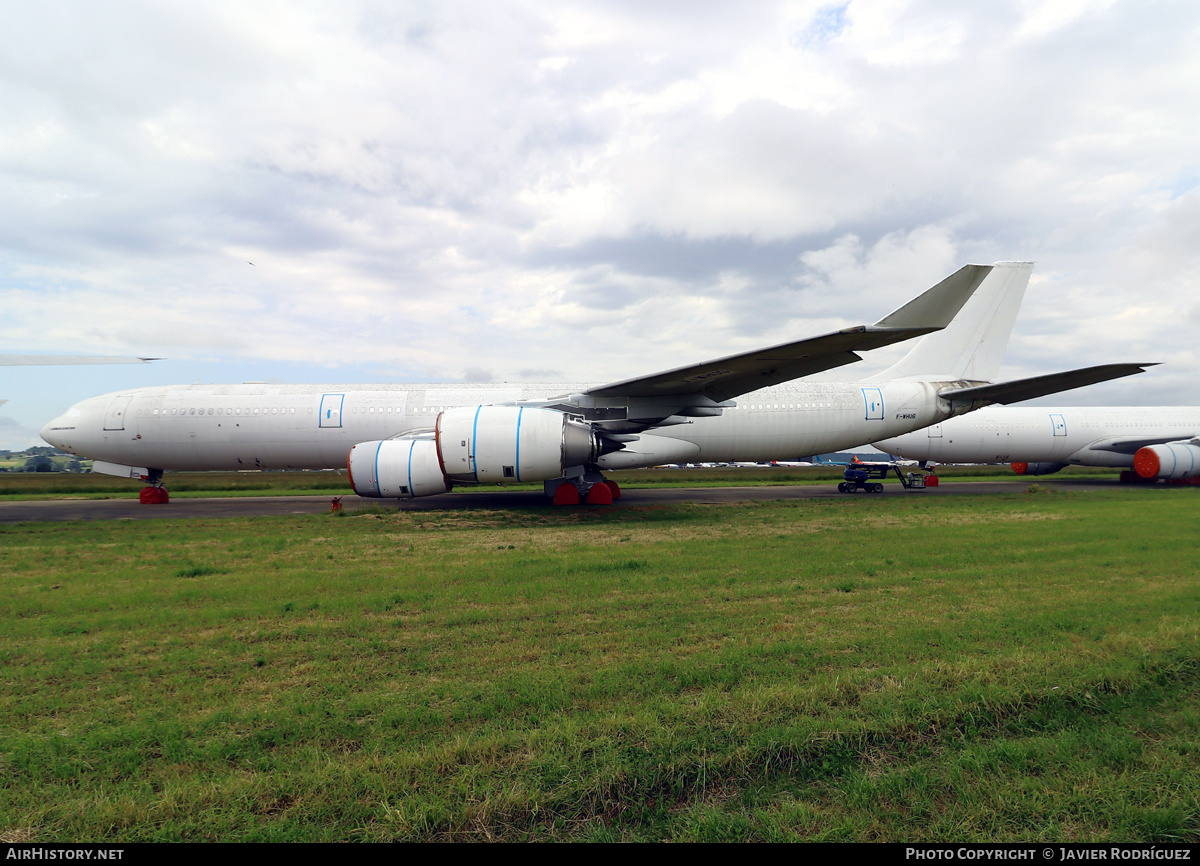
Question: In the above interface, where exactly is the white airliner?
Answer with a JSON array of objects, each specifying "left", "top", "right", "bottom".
[
  {"left": 873, "top": 406, "right": 1200, "bottom": 482},
  {"left": 39, "top": 262, "right": 1153, "bottom": 504}
]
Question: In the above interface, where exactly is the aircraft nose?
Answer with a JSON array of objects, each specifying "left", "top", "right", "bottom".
[
  {"left": 41, "top": 416, "right": 65, "bottom": 448},
  {"left": 41, "top": 401, "right": 86, "bottom": 450}
]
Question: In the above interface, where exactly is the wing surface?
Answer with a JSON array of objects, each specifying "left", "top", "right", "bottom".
[
  {"left": 586, "top": 264, "right": 993, "bottom": 403},
  {"left": 0, "top": 355, "right": 158, "bottom": 366}
]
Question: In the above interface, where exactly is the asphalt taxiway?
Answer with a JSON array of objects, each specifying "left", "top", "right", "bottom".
[{"left": 0, "top": 477, "right": 1147, "bottom": 523}]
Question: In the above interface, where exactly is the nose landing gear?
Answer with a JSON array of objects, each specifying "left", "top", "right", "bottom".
[{"left": 139, "top": 468, "right": 169, "bottom": 504}]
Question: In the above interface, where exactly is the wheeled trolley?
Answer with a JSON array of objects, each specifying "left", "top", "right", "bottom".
[{"left": 837, "top": 462, "right": 934, "bottom": 493}]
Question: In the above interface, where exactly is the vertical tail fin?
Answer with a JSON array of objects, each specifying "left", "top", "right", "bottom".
[{"left": 873, "top": 261, "right": 1033, "bottom": 382}]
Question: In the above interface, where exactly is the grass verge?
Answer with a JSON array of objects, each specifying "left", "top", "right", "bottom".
[{"left": 1, "top": 489, "right": 1197, "bottom": 841}]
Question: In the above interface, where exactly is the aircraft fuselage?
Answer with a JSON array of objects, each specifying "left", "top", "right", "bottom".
[
  {"left": 43, "top": 379, "right": 961, "bottom": 474},
  {"left": 873, "top": 406, "right": 1200, "bottom": 467}
]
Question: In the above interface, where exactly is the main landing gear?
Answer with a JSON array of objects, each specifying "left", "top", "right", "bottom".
[
  {"left": 139, "top": 468, "right": 170, "bottom": 504},
  {"left": 545, "top": 467, "right": 621, "bottom": 506}
]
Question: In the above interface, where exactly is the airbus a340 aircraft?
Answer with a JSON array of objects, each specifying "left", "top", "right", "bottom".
[
  {"left": 40, "top": 262, "right": 1153, "bottom": 504},
  {"left": 874, "top": 406, "right": 1200, "bottom": 483}
]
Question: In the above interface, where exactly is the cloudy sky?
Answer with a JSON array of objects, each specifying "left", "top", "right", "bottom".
[{"left": 3, "top": 0, "right": 1199, "bottom": 450}]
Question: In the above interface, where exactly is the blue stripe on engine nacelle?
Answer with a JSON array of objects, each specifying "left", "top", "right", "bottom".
[
  {"left": 471, "top": 406, "right": 482, "bottom": 483},
  {"left": 515, "top": 407, "right": 523, "bottom": 482}
]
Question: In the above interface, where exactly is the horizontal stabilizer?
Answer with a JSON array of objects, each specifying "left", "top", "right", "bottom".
[
  {"left": 938, "top": 363, "right": 1157, "bottom": 406},
  {"left": 587, "top": 264, "right": 991, "bottom": 402}
]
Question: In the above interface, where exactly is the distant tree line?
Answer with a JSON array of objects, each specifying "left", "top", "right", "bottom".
[{"left": 0, "top": 446, "right": 85, "bottom": 473}]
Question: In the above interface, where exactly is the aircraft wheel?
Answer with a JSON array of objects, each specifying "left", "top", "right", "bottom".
[
  {"left": 139, "top": 486, "right": 169, "bottom": 504},
  {"left": 585, "top": 482, "right": 613, "bottom": 505},
  {"left": 605, "top": 480, "right": 622, "bottom": 500},
  {"left": 553, "top": 484, "right": 581, "bottom": 506}
]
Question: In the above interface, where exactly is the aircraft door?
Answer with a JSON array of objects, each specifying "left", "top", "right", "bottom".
[
  {"left": 862, "top": 388, "right": 884, "bottom": 421},
  {"left": 103, "top": 395, "right": 133, "bottom": 431},
  {"left": 319, "top": 393, "right": 344, "bottom": 428},
  {"left": 1050, "top": 414, "right": 1067, "bottom": 437}
]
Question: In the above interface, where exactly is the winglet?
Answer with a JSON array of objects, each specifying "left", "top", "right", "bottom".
[
  {"left": 873, "top": 264, "right": 994, "bottom": 330},
  {"left": 874, "top": 262, "right": 1034, "bottom": 381}
]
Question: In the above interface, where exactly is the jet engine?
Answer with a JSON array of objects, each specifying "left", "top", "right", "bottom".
[
  {"left": 348, "top": 406, "right": 608, "bottom": 498},
  {"left": 1010, "top": 462, "right": 1066, "bottom": 476},
  {"left": 1133, "top": 443, "right": 1200, "bottom": 480},
  {"left": 347, "top": 437, "right": 450, "bottom": 499}
]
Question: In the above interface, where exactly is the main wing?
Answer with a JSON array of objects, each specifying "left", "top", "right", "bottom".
[
  {"left": 1, "top": 355, "right": 158, "bottom": 412},
  {"left": 0, "top": 355, "right": 158, "bottom": 365},
  {"left": 586, "top": 264, "right": 993, "bottom": 404}
]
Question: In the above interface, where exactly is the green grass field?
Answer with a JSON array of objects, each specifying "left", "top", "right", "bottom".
[{"left": 2, "top": 488, "right": 1197, "bottom": 842}]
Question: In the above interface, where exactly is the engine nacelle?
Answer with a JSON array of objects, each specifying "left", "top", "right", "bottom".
[
  {"left": 348, "top": 437, "right": 450, "bottom": 499},
  {"left": 437, "top": 406, "right": 601, "bottom": 483},
  {"left": 1133, "top": 443, "right": 1200, "bottom": 480},
  {"left": 1010, "top": 462, "right": 1066, "bottom": 476},
  {"left": 348, "top": 406, "right": 604, "bottom": 499}
]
